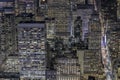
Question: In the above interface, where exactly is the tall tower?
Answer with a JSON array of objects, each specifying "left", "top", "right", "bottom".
[
  {"left": 0, "top": 0, "right": 17, "bottom": 70},
  {"left": 0, "top": 0, "right": 20, "bottom": 79},
  {"left": 88, "top": 11, "right": 101, "bottom": 50},
  {"left": 83, "top": 11, "right": 104, "bottom": 79},
  {"left": 109, "top": 22, "right": 120, "bottom": 80},
  {"left": 47, "top": 0, "right": 70, "bottom": 37},
  {"left": 17, "top": 22, "right": 46, "bottom": 79},
  {"left": 55, "top": 56, "right": 81, "bottom": 80},
  {"left": 76, "top": 0, "right": 94, "bottom": 41}
]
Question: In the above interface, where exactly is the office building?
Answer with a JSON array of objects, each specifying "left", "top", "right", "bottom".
[
  {"left": 0, "top": 1, "right": 19, "bottom": 80},
  {"left": 47, "top": 1, "right": 70, "bottom": 37},
  {"left": 108, "top": 21, "right": 120, "bottom": 80},
  {"left": 0, "top": 0, "right": 16, "bottom": 71},
  {"left": 0, "top": 0, "right": 119, "bottom": 80},
  {"left": 76, "top": 1, "right": 94, "bottom": 41},
  {"left": 54, "top": 56, "right": 81, "bottom": 80},
  {"left": 17, "top": 22, "right": 46, "bottom": 79},
  {"left": 83, "top": 11, "right": 105, "bottom": 79}
]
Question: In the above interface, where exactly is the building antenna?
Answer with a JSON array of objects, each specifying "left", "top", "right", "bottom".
[{"left": 69, "top": 0, "right": 74, "bottom": 37}]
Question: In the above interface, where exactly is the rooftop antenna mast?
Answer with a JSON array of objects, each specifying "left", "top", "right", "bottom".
[{"left": 69, "top": 0, "right": 74, "bottom": 37}]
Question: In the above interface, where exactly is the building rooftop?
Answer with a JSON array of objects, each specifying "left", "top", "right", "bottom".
[
  {"left": 77, "top": 4, "right": 94, "bottom": 9},
  {"left": 17, "top": 22, "right": 45, "bottom": 28}
]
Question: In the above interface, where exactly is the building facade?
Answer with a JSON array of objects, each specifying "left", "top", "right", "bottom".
[
  {"left": 55, "top": 56, "right": 81, "bottom": 80},
  {"left": 17, "top": 22, "right": 46, "bottom": 80},
  {"left": 0, "top": 0, "right": 16, "bottom": 70},
  {"left": 83, "top": 11, "right": 105, "bottom": 79}
]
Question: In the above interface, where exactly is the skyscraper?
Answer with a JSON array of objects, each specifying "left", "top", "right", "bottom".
[
  {"left": 17, "top": 22, "right": 46, "bottom": 80},
  {"left": 108, "top": 21, "right": 120, "bottom": 80},
  {"left": 83, "top": 11, "right": 105, "bottom": 79},
  {"left": 55, "top": 56, "right": 81, "bottom": 80},
  {"left": 46, "top": 0, "right": 70, "bottom": 37},
  {"left": 0, "top": 0, "right": 119, "bottom": 80},
  {"left": 0, "top": 0, "right": 16, "bottom": 71}
]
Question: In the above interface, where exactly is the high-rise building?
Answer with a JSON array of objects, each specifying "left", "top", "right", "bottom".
[
  {"left": 17, "top": 22, "right": 46, "bottom": 79},
  {"left": 54, "top": 56, "right": 81, "bottom": 80},
  {"left": 46, "top": 1, "right": 70, "bottom": 37},
  {"left": 39, "top": 0, "right": 80, "bottom": 38},
  {"left": 38, "top": 0, "right": 95, "bottom": 38},
  {"left": 108, "top": 21, "right": 120, "bottom": 80},
  {"left": 0, "top": 1, "right": 19, "bottom": 80},
  {"left": 76, "top": 2, "right": 94, "bottom": 41},
  {"left": 83, "top": 11, "right": 105, "bottom": 79},
  {"left": 0, "top": 0, "right": 119, "bottom": 80},
  {"left": 88, "top": 11, "right": 101, "bottom": 50},
  {"left": 0, "top": 0, "right": 16, "bottom": 70}
]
